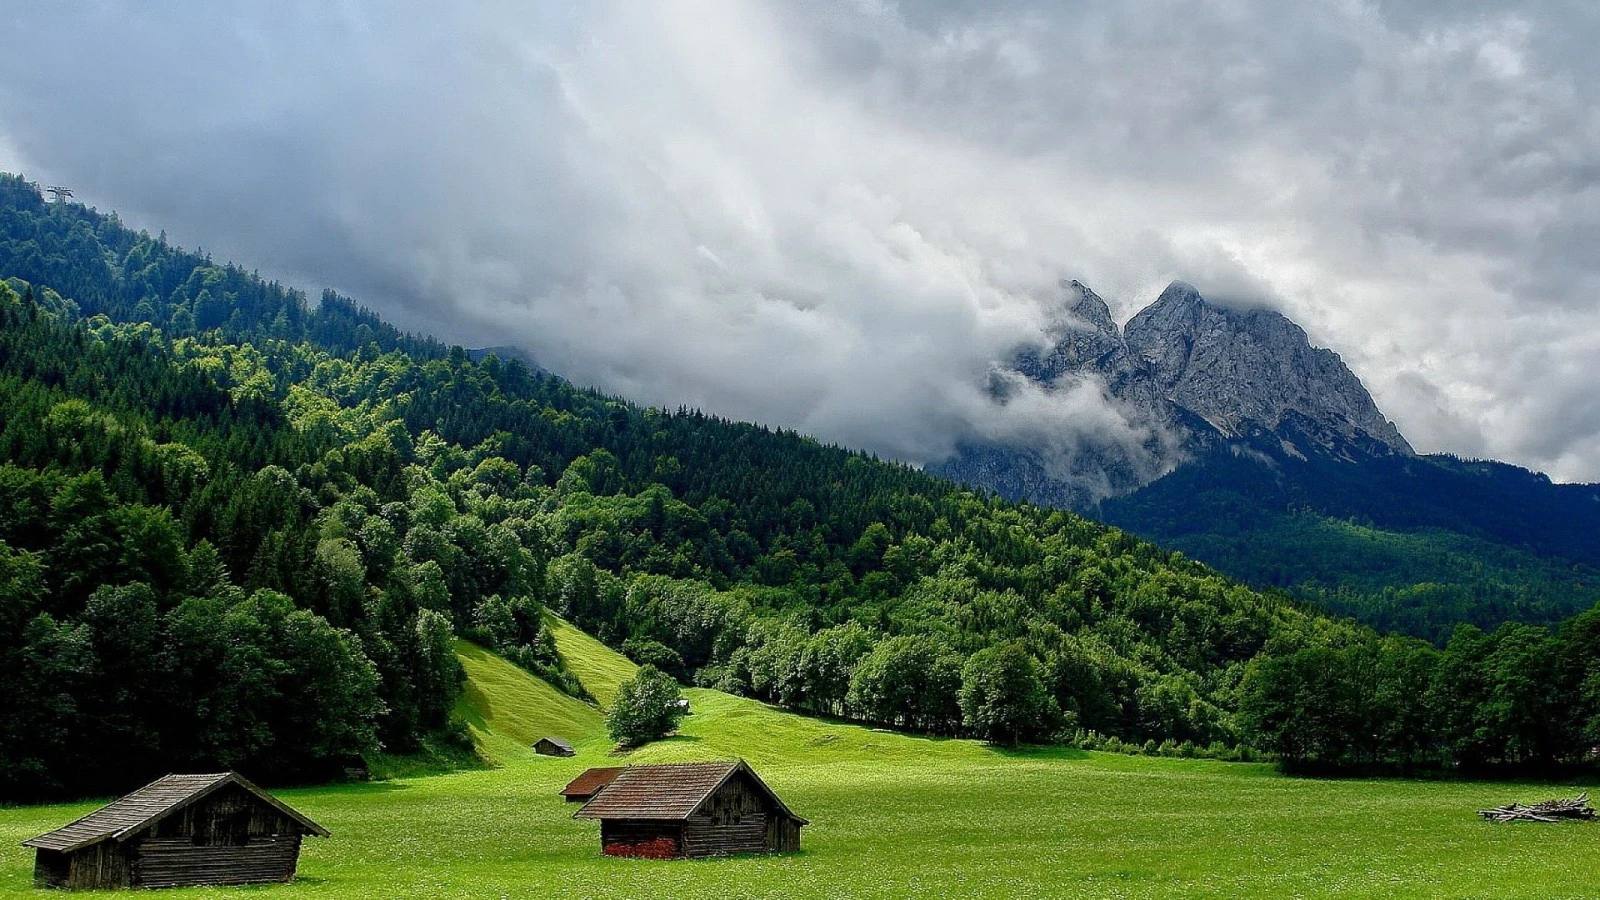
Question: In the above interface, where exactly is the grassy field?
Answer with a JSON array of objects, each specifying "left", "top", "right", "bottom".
[{"left": 1, "top": 618, "right": 1596, "bottom": 898}]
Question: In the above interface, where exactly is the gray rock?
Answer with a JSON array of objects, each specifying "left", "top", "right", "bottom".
[
  {"left": 1124, "top": 282, "right": 1410, "bottom": 453},
  {"left": 932, "top": 279, "right": 1412, "bottom": 508}
]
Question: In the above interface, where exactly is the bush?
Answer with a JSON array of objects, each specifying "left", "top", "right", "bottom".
[{"left": 606, "top": 665, "right": 686, "bottom": 748}]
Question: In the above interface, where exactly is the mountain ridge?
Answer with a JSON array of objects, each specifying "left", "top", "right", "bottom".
[
  {"left": 936, "top": 277, "right": 1600, "bottom": 637},
  {"left": 937, "top": 278, "right": 1412, "bottom": 509}
]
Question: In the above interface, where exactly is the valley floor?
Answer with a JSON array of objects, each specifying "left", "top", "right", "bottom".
[{"left": 1, "top": 622, "right": 1594, "bottom": 899}]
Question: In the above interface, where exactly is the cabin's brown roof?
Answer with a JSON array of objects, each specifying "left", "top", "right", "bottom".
[
  {"left": 22, "top": 773, "right": 329, "bottom": 853},
  {"left": 537, "top": 737, "right": 574, "bottom": 752},
  {"left": 560, "top": 766, "right": 625, "bottom": 799},
  {"left": 573, "top": 760, "right": 806, "bottom": 824}
]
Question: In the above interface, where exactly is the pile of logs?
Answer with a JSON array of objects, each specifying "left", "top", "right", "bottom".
[{"left": 1478, "top": 792, "right": 1594, "bottom": 823}]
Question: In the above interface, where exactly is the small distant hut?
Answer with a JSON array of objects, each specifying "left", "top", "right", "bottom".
[
  {"left": 560, "top": 767, "right": 625, "bottom": 803},
  {"left": 573, "top": 760, "right": 806, "bottom": 858},
  {"left": 22, "top": 772, "right": 328, "bottom": 890},
  {"left": 534, "top": 737, "right": 576, "bottom": 758}
]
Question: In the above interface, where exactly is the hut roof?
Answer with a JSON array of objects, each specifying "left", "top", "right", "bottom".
[
  {"left": 537, "top": 737, "right": 574, "bottom": 752},
  {"left": 560, "top": 766, "right": 625, "bottom": 799},
  {"left": 573, "top": 760, "right": 807, "bottom": 824},
  {"left": 21, "top": 772, "right": 329, "bottom": 853}
]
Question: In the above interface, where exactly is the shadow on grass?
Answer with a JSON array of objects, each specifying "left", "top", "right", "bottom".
[
  {"left": 687, "top": 849, "right": 812, "bottom": 863},
  {"left": 609, "top": 734, "right": 705, "bottom": 757},
  {"left": 300, "top": 779, "right": 416, "bottom": 796},
  {"left": 1275, "top": 761, "right": 1600, "bottom": 788},
  {"left": 597, "top": 849, "right": 812, "bottom": 864},
  {"left": 986, "top": 744, "right": 1093, "bottom": 761},
  {"left": 734, "top": 702, "right": 978, "bottom": 750}
]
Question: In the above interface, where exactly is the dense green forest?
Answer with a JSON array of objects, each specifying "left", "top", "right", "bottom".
[
  {"left": 1, "top": 173, "right": 1597, "bottom": 801},
  {"left": 1240, "top": 609, "right": 1600, "bottom": 773},
  {"left": 1102, "top": 434, "right": 1600, "bottom": 641}
]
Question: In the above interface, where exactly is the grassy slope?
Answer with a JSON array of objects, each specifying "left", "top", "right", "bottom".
[
  {"left": 546, "top": 615, "right": 637, "bottom": 710},
  {"left": 453, "top": 639, "right": 608, "bottom": 762},
  {"left": 2, "top": 627, "right": 1597, "bottom": 898}
]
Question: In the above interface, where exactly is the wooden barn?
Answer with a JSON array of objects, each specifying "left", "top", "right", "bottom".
[
  {"left": 573, "top": 760, "right": 806, "bottom": 858},
  {"left": 560, "top": 767, "right": 625, "bottom": 802},
  {"left": 533, "top": 736, "right": 575, "bottom": 757},
  {"left": 21, "top": 772, "right": 327, "bottom": 890}
]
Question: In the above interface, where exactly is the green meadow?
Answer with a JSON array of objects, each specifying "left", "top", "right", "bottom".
[{"left": 1, "top": 618, "right": 1594, "bottom": 899}]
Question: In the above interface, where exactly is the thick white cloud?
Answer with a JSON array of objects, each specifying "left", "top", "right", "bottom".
[{"left": 1, "top": 0, "right": 1597, "bottom": 480}]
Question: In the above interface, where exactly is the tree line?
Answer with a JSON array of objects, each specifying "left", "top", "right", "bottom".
[{"left": 1241, "top": 613, "right": 1600, "bottom": 773}]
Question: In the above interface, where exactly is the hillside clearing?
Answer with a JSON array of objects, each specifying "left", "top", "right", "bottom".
[{"left": 1, "top": 628, "right": 1594, "bottom": 899}]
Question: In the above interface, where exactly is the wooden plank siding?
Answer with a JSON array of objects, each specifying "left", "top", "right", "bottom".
[
  {"left": 37, "top": 842, "right": 134, "bottom": 890},
  {"left": 135, "top": 834, "right": 301, "bottom": 888},
  {"left": 767, "top": 816, "right": 802, "bottom": 853},
  {"left": 69, "top": 842, "right": 132, "bottom": 890},
  {"left": 142, "top": 782, "right": 304, "bottom": 843},
  {"left": 681, "top": 774, "right": 773, "bottom": 857},
  {"left": 682, "top": 820, "right": 769, "bottom": 857}
]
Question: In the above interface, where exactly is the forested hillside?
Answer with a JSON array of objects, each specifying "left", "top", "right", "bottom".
[
  {"left": 1101, "top": 440, "right": 1600, "bottom": 641},
  {"left": 2, "top": 174, "right": 1598, "bottom": 801}
]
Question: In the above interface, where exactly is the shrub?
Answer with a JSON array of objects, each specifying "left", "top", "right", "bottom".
[{"left": 606, "top": 665, "right": 686, "bottom": 748}]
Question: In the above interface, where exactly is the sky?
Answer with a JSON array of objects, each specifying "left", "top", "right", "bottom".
[{"left": 1, "top": 0, "right": 1597, "bottom": 482}]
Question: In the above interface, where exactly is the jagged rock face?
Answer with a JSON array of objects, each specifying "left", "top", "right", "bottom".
[
  {"left": 1124, "top": 282, "right": 1411, "bottom": 454},
  {"left": 1016, "top": 281, "right": 1148, "bottom": 402},
  {"left": 933, "top": 279, "right": 1412, "bottom": 509},
  {"left": 1016, "top": 281, "right": 1121, "bottom": 378}
]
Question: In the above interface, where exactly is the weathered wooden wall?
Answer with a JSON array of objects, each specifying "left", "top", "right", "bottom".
[
  {"left": 135, "top": 834, "right": 302, "bottom": 888},
  {"left": 681, "top": 771, "right": 804, "bottom": 857},
  {"left": 767, "top": 816, "right": 802, "bottom": 852},
  {"left": 144, "top": 783, "right": 302, "bottom": 844},
  {"left": 62, "top": 841, "right": 132, "bottom": 889},
  {"left": 682, "top": 774, "right": 772, "bottom": 857},
  {"left": 132, "top": 784, "right": 306, "bottom": 887}
]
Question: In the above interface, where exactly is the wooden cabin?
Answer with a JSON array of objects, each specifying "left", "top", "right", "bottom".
[
  {"left": 560, "top": 767, "right": 625, "bottom": 802},
  {"left": 22, "top": 772, "right": 328, "bottom": 890},
  {"left": 573, "top": 760, "right": 806, "bottom": 858},
  {"left": 533, "top": 737, "right": 576, "bottom": 757}
]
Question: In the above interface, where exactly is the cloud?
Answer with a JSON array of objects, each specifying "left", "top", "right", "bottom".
[{"left": 1, "top": 0, "right": 1597, "bottom": 481}]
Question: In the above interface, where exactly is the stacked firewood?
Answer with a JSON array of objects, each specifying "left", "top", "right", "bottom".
[{"left": 1478, "top": 792, "right": 1594, "bottom": 823}]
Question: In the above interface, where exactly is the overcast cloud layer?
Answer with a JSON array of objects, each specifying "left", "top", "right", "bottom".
[{"left": 2, "top": 0, "right": 1598, "bottom": 481}]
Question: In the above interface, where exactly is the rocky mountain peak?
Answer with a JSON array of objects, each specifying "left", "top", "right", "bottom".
[
  {"left": 1016, "top": 280, "right": 1129, "bottom": 384},
  {"left": 1062, "top": 279, "right": 1118, "bottom": 334},
  {"left": 1129, "top": 279, "right": 1206, "bottom": 326},
  {"left": 1122, "top": 282, "right": 1411, "bottom": 454},
  {"left": 933, "top": 278, "right": 1414, "bottom": 510}
]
